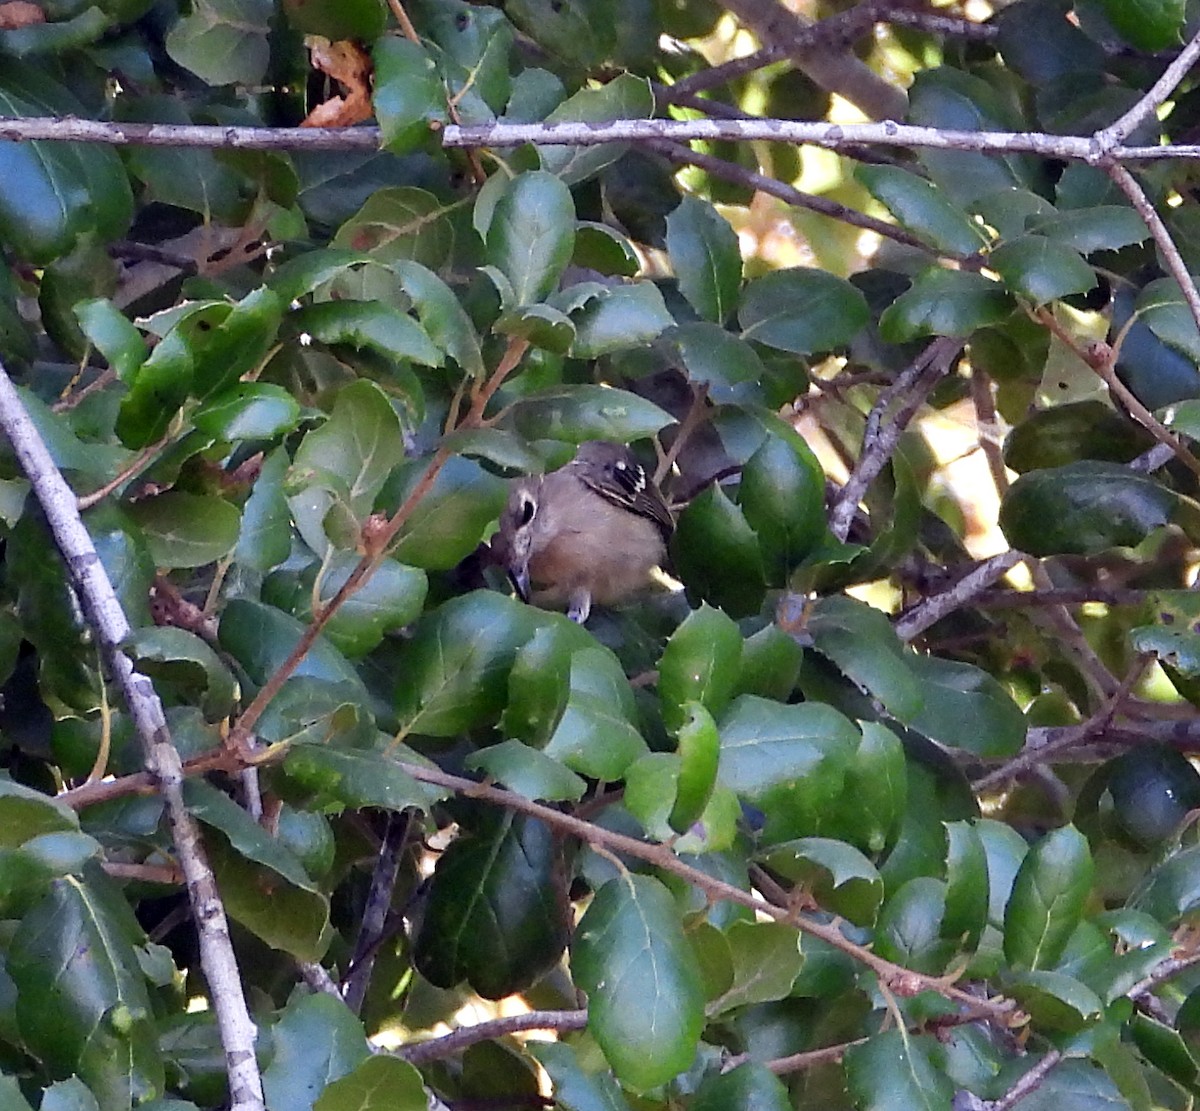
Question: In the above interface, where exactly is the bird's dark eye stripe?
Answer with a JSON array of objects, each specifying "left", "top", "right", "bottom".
[{"left": 519, "top": 496, "right": 536, "bottom": 525}]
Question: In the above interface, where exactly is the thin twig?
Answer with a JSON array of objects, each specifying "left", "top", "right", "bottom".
[
  {"left": 398, "top": 1010, "right": 589, "bottom": 1066},
  {"left": 0, "top": 356, "right": 264, "bottom": 1111},
  {"left": 894, "top": 551, "right": 1024, "bottom": 640},
  {"left": 985, "top": 1050, "right": 1064, "bottom": 1111},
  {"left": 392, "top": 762, "right": 1015, "bottom": 1021},
  {"left": 76, "top": 431, "right": 172, "bottom": 511},
  {"left": 1097, "top": 28, "right": 1200, "bottom": 147},
  {"left": 829, "top": 336, "right": 962, "bottom": 542}
]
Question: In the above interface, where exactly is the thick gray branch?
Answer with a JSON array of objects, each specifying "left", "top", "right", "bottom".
[{"left": 0, "top": 359, "right": 264, "bottom": 1111}]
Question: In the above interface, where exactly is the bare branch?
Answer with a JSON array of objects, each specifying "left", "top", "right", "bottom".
[
  {"left": 1097, "top": 28, "right": 1200, "bottom": 147},
  {"left": 0, "top": 358, "right": 264, "bottom": 1111},
  {"left": 895, "top": 551, "right": 1024, "bottom": 640},
  {"left": 398, "top": 1010, "right": 589, "bottom": 1066}
]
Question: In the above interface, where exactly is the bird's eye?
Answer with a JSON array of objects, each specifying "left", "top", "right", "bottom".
[{"left": 518, "top": 494, "right": 537, "bottom": 526}]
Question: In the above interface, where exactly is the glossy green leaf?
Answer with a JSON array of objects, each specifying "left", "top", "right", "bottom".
[
  {"left": 165, "top": 0, "right": 270, "bottom": 85},
  {"left": 193, "top": 383, "right": 301, "bottom": 441},
  {"left": 235, "top": 446, "right": 291, "bottom": 572},
  {"left": 1000, "top": 461, "right": 1200, "bottom": 556},
  {"left": 573, "top": 222, "right": 639, "bottom": 277},
  {"left": 530, "top": 1041, "right": 634, "bottom": 1111},
  {"left": 1129, "top": 1012, "right": 1200, "bottom": 1090},
  {"left": 568, "top": 282, "right": 674, "bottom": 358},
  {"left": 807, "top": 595, "right": 923, "bottom": 720},
  {"left": 390, "top": 258, "right": 485, "bottom": 377},
  {"left": 483, "top": 170, "right": 576, "bottom": 307},
  {"left": 373, "top": 36, "right": 446, "bottom": 154},
  {"left": 906, "top": 655, "right": 1026, "bottom": 758},
  {"left": 879, "top": 267, "right": 1012, "bottom": 342},
  {"left": 466, "top": 740, "right": 586, "bottom": 802},
  {"left": 283, "top": 745, "right": 444, "bottom": 813},
  {"left": 692, "top": 1062, "right": 790, "bottom": 1111},
  {"left": 1131, "top": 844, "right": 1200, "bottom": 925},
  {"left": 943, "top": 820, "right": 989, "bottom": 948},
  {"left": 332, "top": 190, "right": 455, "bottom": 269},
  {"left": 658, "top": 603, "right": 743, "bottom": 733},
  {"left": 1097, "top": 0, "right": 1184, "bottom": 50},
  {"left": 761, "top": 837, "right": 883, "bottom": 926},
  {"left": 9, "top": 871, "right": 162, "bottom": 1108},
  {"left": 292, "top": 299, "right": 442, "bottom": 368},
  {"left": 126, "top": 492, "right": 240, "bottom": 568},
  {"left": 74, "top": 299, "right": 145, "bottom": 383},
  {"left": 415, "top": 810, "right": 567, "bottom": 998},
  {"left": 1029, "top": 207, "right": 1148, "bottom": 255},
  {"left": 261, "top": 993, "right": 369, "bottom": 1111},
  {"left": 738, "top": 430, "right": 826, "bottom": 584},
  {"left": 668, "top": 703, "right": 721, "bottom": 834},
  {"left": 573, "top": 873, "right": 704, "bottom": 1091},
  {"left": 738, "top": 268, "right": 868, "bottom": 354},
  {"left": 218, "top": 598, "right": 365, "bottom": 693},
  {"left": 990, "top": 235, "right": 1096, "bottom": 305},
  {"left": 671, "top": 484, "right": 766, "bottom": 617},
  {"left": 845, "top": 1030, "right": 954, "bottom": 1111},
  {"left": 671, "top": 322, "right": 768, "bottom": 391},
  {"left": 1004, "top": 400, "right": 1152, "bottom": 473},
  {"left": 184, "top": 781, "right": 330, "bottom": 960},
  {"left": 857, "top": 164, "right": 988, "bottom": 255},
  {"left": 312, "top": 1053, "right": 426, "bottom": 1111},
  {"left": 122, "top": 626, "right": 237, "bottom": 722},
  {"left": 500, "top": 620, "right": 582, "bottom": 746},
  {"left": 282, "top": 0, "right": 385, "bottom": 38},
  {"left": 876, "top": 877, "right": 957, "bottom": 973},
  {"left": 542, "top": 646, "right": 648, "bottom": 780},
  {"left": 392, "top": 591, "right": 538, "bottom": 737},
  {"left": 509, "top": 385, "right": 672, "bottom": 442},
  {"left": 666, "top": 195, "right": 742, "bottom": 324},
  {"left": 1004, "top": 824, "right": 1093, "bottom": 970},
  {"left": 1004, "top": 970, "right": 1102, "bottom": 1033},
  {"left": 0, "top": 63, "right": 133, "bottom": 263},
  {"left": 1135, "top": 276, "right": 1200, "bottom": 362}
]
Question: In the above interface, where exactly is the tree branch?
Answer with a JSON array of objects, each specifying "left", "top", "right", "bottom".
[
  {"left": 397, "top": 1010, "right": 589, "bottom": 1066},
  {"left": 894, "top": 551, "right": 1024, "bottom": 640},
  {"left": 0, "top": 358, "right": 264, "bottom": 1111}
]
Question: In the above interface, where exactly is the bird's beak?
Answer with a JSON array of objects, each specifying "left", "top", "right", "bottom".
[{"left": 510, "top": 563, "right": 531, "bottom": 601}]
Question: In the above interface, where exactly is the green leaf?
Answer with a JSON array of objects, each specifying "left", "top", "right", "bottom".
[
  {"left": 122, "top": 626, "right": 237, "bottom": 722},
  {"left": 692, "top": 1062, "right": 790, "bottom": 1111},
  {"left": 543, "top": 646, "right": 648, "bottom": 780},
  {"left": 193, "top": 383, "right": 301, "bottom": 441},
  {"left": 1004, "top": 400, "right": 1153, "bottom": 473},
  {"left": 658, "top": 604, "right": 743, "bottom": 733},
  {"left": 1131, "top": 844, "right": 1200, "bottom": 925},
  {"left": 75, "top": 298, "right": 145, "bottom": 383},
  {"left": 235, "top": 446, "right": 291, "bottom": 572},
  {"left": 496, "top": 303, "right": 577, "bottom": 353},
  {"left": 1128, "top": 1012, "right": 1200, "bottom": 1090},
  {"left": 738, "top": 430, "right": 826, "bottom": 584},
  {"left": 9, "top": 871, "right": 162, "bottom": 1108},
  {"left": 292, "top": 300, "right": 442, "bottom": 368},
  {"left": 807, "top": 595, "right": 923, "bottom": 720},
  {"left": 573, "top": 873, "right": 705, "bottom": 1091},
  {"left": 389, "top": 259, "right": 485, "bottom": 377},
  {"left": 292, "top": 379, "right": 407, "bottom": 517},
  {"left": 1029, "top": 207, "right": 1149, "bottom": 255},
  {"left": 670, "top": 322, "right": 768, "bottom": 391},
  {"left": 0, "top": 1077, "right": 34, "bottom": 1111},
  {"left": 844, "top": 1030, "right": 954, "bottom": 1111},
  {"left": 508, "top": 385, "right": 673, "bottom": 443},
  {"left": 857, "top": 165, "right": 988, "bottom": 255},
  {"left": 568, "top": 282, "right": 674, "bottom": 358},
  {"left": 671, "top": 484, "right": 766, "bottom": 617},
  {"left": 115, "top": 328, "right": 193, "bottom": 448},
  {"left": 184, "top": 781, "right": 330, "bottom": 960},
  {"left": 539, "top": 73, "right": 655, "bottom": 183},
  {"left": 876, "top": 877, "right": 957, "bottom": 973},
  {"left": 990, "top": 235, "right": 1096, "bottom": 305},
  {"left": 760, "top": 838, "right": 883, "bottom": 926},
  {"left": 500, "top": 621, "right": 579, "bottom": 747},
  {"left": 669, "top": 703, "right": 721, "bottom": 834},
  {"left": 666, "top": 195, "right": 742, "bottom": 323},
  {"left": 483, "top": 170, "right": 576, "bottom": 307},
  {"left": 261, "top": 993, "right": 370, "bottom": 1111},
  {"left": 705, "top": 919, "right": 803, "bottom": 1014},
  {"left": 1004, "top": 970, "right": 1102, "bottom": 1033},
  {"left": 392, "top": 591, "right": 538, "bottom": 737},
  {"left": 283, "top": 745, "right": 444, "bottom": 813},
  {"left": 313, "top": 1054, "right": 428, "bottom": 1111},
  {"left": 372, "top": 37, "right": 446, "bottom": 154},
  {"left": 943, "top": 820, "right": 989, "bottom": 948},
  {"left": 283, "top": 553, "right": 427, "bottom": 659},
  {"left": 716, "top": 695, "right": 858, "bottom": 842},
  {"left": 218, "top": 598, "right": 365, "bottom": 693},
  {"left": 126, "top": 492, "right": 240, "bottom": 568},
  {"left": 1004, "top": 824, "right": 1093, "bottom": 970},
  {"left": 738, "top": 268, "right": 869, "bottom": 354},
  {"left": 466, "top": 740, "right": 586, "bottom": 801},
  {"left": 415, "top": 810, "right": 567, "bottom": 998},
  {"left": 1097, "top": 0, "right": 1184, "bottom": 51},
  {"left": 999, "top": 461, "right": 1200, "bottom": 556},
  {"left": 573, "top": 222, "right": 639, "bottom": 277},
  {"left": 1135, "top": 276, "right": 1200, "bottom": 362},
  {"left": 165, "top": 0, "right": 271, "bottom": 85},
  {"left": 530, "top": 1041, "right": 634, "bottom": 1111},
  {"left": 906, "top": 654, "right": 1027, "bottom": 758},
  {"left": 0, "top": 63, "right": 133, "bottom": 263},
  {"left": 331, "top": 190, "right": 455, "bottom": 269},
  {"left": 879, "top": 267, "right": 1013, "bottom": 342}
]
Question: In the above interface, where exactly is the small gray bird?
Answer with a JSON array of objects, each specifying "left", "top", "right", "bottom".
[{"left": 491, "top": 441, "right": 675, "bottom": 623}]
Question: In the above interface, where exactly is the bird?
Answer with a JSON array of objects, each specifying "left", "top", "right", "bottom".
[{"left": 490, "top": 441, "right": 675, "bottom": 623}]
